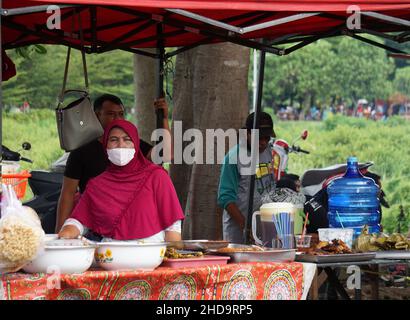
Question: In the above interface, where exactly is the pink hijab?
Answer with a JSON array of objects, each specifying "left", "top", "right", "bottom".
[{"left": 71, "top": 119, "right": 184, "bottom": 240}]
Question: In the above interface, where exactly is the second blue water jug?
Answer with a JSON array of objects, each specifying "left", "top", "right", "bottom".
[{"left": 327, "top": 157, "right": 380, "bottom": 237}]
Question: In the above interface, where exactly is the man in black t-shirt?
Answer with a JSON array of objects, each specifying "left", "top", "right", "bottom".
[{"left": 55, "top": 94, "right": 172, "bottom": 232}]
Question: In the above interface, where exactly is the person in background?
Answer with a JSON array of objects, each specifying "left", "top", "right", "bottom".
[
  {"left": 217, "top": 112, "right": 276, "bottom": 244},
  {"left": 56, "top": 94, "right": 173, "bottom": 233},
  {"left": 58, "top": 119, "right": 183, "bottom": 242}
]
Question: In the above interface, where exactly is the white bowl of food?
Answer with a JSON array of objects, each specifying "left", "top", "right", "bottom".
[
  {"left": 95, "top": 242, "right": 167, "bottom": 271},
  {"left": 22, "top": 235, "right": 96, "bottom": 274}
]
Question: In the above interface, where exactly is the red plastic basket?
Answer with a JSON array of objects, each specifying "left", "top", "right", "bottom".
[{"left": 1, "top": 170, "right": 31, "bottom": 199}]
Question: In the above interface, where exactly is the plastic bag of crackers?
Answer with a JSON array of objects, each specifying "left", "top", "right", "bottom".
[{"left": 0, "top": 184, "right": 45, "bottom": 273}]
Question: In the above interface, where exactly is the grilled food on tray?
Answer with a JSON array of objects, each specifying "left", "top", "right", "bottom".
[
  {"left": 164, "top": 247, "right": 204, "bottom": 259},
  {"left": 307, "top": 239, "right": 353, "bottom": 255},
  {"left": 216, "top": 246, "right": 265, "bottom": 253}
]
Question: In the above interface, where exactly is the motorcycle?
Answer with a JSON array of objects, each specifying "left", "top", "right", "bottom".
[
  {"left": 268, "top": 132, "right": 388, "bottom": 234},
  {"left": 1, "top": 143, "right": 63, "bottom": 233},
  {"left": 270, "top": 129, "right": 310, "bottom": 183}
]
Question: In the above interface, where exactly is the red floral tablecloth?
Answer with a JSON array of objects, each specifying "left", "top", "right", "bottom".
[{"left": 1, "top": 262, "right": 309, "bottom": 300}]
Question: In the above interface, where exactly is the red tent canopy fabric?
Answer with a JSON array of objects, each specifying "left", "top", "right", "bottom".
[{"left": 2, "top": 1, "right": 410, "bottom": 53}]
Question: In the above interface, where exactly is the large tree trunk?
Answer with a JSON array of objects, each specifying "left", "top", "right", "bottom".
[
  {"left": 133, "top": 50, "right": 156, "bottom": 143},
  {"left": 171, "top": 43, "right": 250, "bottom": 240},
  {"left": 169, "top": 50, "right": 195, "bottom": 215}
]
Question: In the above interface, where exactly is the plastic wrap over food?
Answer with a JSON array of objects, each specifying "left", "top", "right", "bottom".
[{"left": 0, "top": 184, "right": 45, "bottom": 273}]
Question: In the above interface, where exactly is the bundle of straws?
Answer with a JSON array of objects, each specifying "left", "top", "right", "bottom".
[{"left": 272, "top": 211, "right": 293, "bottom": 248}]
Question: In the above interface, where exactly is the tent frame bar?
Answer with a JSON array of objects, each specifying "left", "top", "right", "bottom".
[
  {"left": 98, "top": 20, "right": 156, "bottom": 53},
  {"left": 166, "top": 8, "right": 321, "bottom": 34},
  {"left": 1, "top": 4, "right": 75, "bottom": 16},
  {"left": 358, "top": 28, "right": 401, "bottom": 42},
  {"left": 166, "top": 8, "right": 241, "bottom": 34},
  {"left": 397, "top": 31, "right": 410, "bottom": 43},
  {"left": 3, "top": 19, "right": 86, "bottom": 52},
  {"left": 362, "top": 11, "right": 410, "bottom": 28},
  {"left": 106, "top": 5, "right": 284, "bottom": 55},
  {"left": 283, "top": 26, "right": 344, "bottom": 55},
  {"left": 344, "top": 30, "right": 406, "bottom": 54},
  {"left": 241, "top": 13, "right": 320, "bottom": 34}
]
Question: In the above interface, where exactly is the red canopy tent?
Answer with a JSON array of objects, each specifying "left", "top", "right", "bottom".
[
  {"left": 2, "top": 1, "right": 410, "bottom": 57},
  {"left": 1, "top": 1, "right": 410, "bottom": 243}
]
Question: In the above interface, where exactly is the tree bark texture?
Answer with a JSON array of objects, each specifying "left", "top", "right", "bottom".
[
  {"left": 133, "top": 50, "right": 156, "bottom": 143},
  {"left": 170, "top": 43, "right": 250, "bottom": 240}
]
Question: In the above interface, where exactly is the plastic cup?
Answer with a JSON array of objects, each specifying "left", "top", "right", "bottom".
[
  {"left": 295, "top": 235, "right": 312, "bottom": 249},
  {"left": 272, "top": 234, "right": 295, "bottom": 249}
]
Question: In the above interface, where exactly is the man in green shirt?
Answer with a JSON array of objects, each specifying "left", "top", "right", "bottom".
[{"left": 217, "top": 112, "right": 276, "bottom": 244}]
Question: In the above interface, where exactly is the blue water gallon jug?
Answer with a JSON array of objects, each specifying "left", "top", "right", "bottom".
[{"left": 327, "top": 157, "right": 380, "bottom": 237}]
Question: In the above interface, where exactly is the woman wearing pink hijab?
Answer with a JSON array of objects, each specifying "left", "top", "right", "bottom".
[{"left": 58, "top": 119, "right": 184, "bottom": 242}]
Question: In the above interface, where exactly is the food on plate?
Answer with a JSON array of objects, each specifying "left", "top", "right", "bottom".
[
  {"left": 356, "top": 225, "right": 410, "bottom": 252},
  {"left": 307, "top": 239, "right": 353, "bottom": 255},
  {"left": 164, "top": 247, "right": 204, "bottom": 259},
  {"left": 216, "top": 245, "right": 265, "bottom": 253}
]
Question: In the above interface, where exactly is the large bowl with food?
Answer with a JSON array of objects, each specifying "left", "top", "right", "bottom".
[
  {"left": 22, "top": 235, "right": 96, "bottom": 274},
  {"left": 95, "top": 241, "right": 167, "bottom": 271}
]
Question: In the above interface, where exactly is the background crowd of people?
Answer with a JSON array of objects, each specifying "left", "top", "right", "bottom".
[{"left": 274, "top": 99, "right": 410, "bottom": 122}]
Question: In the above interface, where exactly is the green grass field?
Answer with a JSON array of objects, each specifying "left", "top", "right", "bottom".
[{"left": 3, "top": 110, "right": 409, "bottom": 233}]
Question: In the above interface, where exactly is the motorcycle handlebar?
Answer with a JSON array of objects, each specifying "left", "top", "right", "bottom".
[
  {"left": 291, "top": 145, "right": 310, "bottom": 154},
  {"left": 20, "top": 157, "right": 33, "bottom": 163},
  {"left": 1, "top": 145, "right": 33, "bottom": 163}
]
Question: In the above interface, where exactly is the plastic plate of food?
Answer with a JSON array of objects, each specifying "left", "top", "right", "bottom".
[
  {"left": 208, "top": 244, "right": 296, "bottom": 263},
  {"left": 295, "top": 239, "right": 376, "bottom": 263},
  {"left": 161, "top": 248, "right": 230, "bottom": 268},
  {"left": 166, "top": 240, "right": 229, "bottom": 251}
]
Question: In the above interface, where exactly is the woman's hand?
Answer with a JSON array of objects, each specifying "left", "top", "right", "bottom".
[
  {"left": 165, "top": 231, "right": 182, "bottom": 242},
  {"left": 154, "top": 98, "right": 169, "bottom": 119},
  {"left": 58, "top": 225, "right": 80, "bottom": 239}
]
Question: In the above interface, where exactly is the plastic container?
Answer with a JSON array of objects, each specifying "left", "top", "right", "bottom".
[
  {"left": 295, "top": 235, "right": 312, "bottom": 249},
  {"left": 327, "top": 157, "right": 380, "bottom": 237},
  {"left": 1, "top": 161, "right": 20, "bottom": 174},
  {"left": 318, "top": 228, "right": 354, "bottom": 248},
  {"left": 1, "top": 170, "right": 31, "bottom": 199}
]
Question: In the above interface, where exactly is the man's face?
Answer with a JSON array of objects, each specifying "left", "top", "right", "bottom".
[
  {"left": 247, "top": 132, "right": 271, "bottom": 153},
  {"left": 258, "top": 135, "right": 270, "bottom": 152},
  {"left": 96, "top": 100, "right": 125, "bottom": 129}
]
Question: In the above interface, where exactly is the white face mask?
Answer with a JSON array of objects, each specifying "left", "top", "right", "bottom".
[{"left": 107, "top": 148, "right": 136, "bottom": 166}]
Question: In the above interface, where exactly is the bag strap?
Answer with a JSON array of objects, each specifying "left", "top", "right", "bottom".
[
  {"left": 58, "top": 10, "right": 89, "bottom": 106},
  {"left": 78, "top": 13, "right": 89, "bottom": 91}
]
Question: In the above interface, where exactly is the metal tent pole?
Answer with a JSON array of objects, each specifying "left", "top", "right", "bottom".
[
  {"left": 155, "top": 23, "right": 165, "bottom": 163},
  {"left": 244, "top": 48, "right": 266, "bottom": 244},
  {"left": 252, "top": 49, "right": 258, "bottom": 113}
]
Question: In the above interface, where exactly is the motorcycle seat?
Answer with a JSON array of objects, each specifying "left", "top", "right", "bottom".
[{"left": 301, "top": 162, "right": 373, "bottom": 187}]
